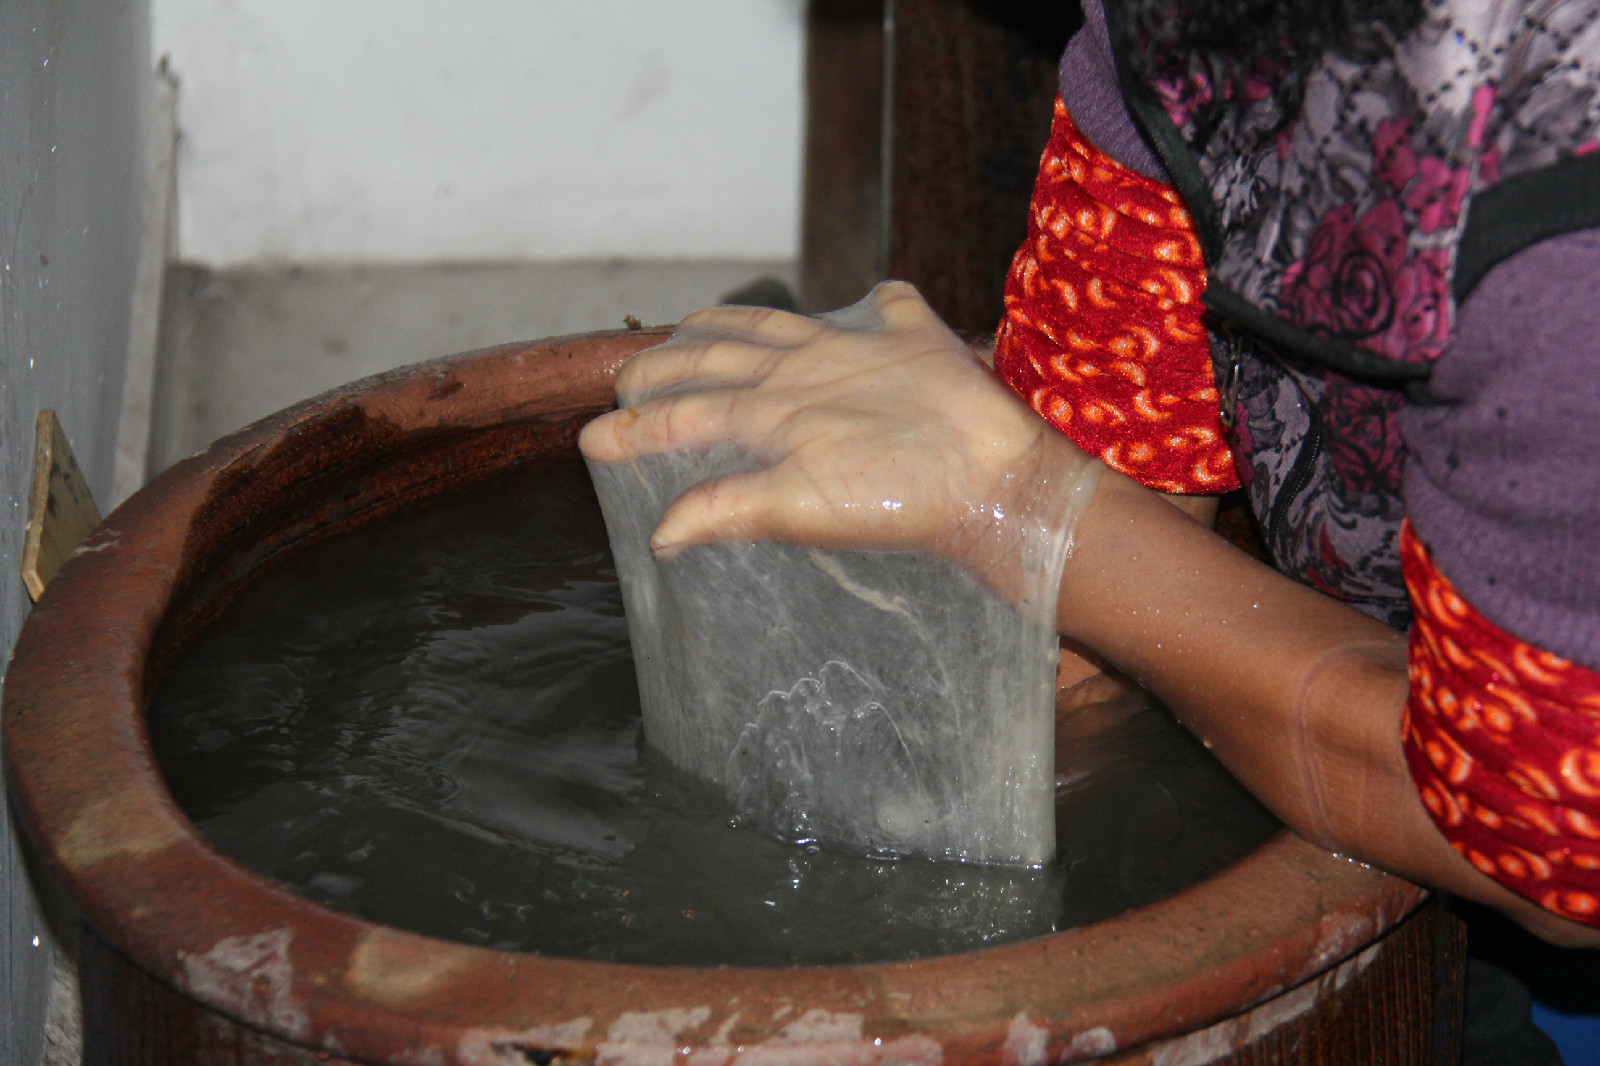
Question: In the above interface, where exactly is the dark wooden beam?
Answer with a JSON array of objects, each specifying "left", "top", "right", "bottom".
[
  {"left": 800, "top": 0, "right": 888, "bottom": 315},
  {"left": 801, "top": 0, "right": 1077, "bottom": 331}
]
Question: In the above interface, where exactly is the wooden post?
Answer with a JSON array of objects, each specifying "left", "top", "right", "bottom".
[
  {"left": 801, "top": 0, "right": 1075, "bottom": 331},
  {"left": 800, "top": 0, "right": 889, "bottom": 315}
]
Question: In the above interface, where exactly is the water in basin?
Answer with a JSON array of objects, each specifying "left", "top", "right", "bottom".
[{"left": 149, "top": 455, "right": 1277, "bottom": 966}]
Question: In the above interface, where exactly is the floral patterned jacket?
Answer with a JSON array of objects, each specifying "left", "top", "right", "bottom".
[{"left": 1106, "top": 0, "right": 1600, "bottom": 628}]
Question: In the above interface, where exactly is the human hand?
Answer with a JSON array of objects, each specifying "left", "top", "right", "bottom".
[{"left": 578, "top": 281, "right": 1102, "bottom": 610}]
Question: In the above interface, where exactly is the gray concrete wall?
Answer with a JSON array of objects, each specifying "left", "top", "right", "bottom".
[{"left": 0, "top": 2, "right": 151, "bottom": 1063}]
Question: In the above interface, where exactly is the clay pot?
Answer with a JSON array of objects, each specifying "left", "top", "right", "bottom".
[{"left": 4, "top": 332, "right": 1458, "bottom": 1065}]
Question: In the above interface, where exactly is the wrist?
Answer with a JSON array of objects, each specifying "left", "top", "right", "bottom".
[{"left": 966, "top": 428, "right": 1102, "bottom": 626}]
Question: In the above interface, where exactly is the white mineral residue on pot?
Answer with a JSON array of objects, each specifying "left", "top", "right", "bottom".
[
  {"left": 458, "top": 1018, "right": 594, "bottom": 1065},
  {"left": 178, "top": 929, "right": 310, "bottom": 1041},
  {"left": 1003, "top": 1011, "right": 1050, "bottom": 1066},
  {"left": 1146, "top": 941, "right": 1382, "bottom": 1066},
  {"left": 674, "top": 1009, "right": 943, "bottom": 1066},
  {"left": 594, "top": 1006, "right": 714, "bottom": 1065}
]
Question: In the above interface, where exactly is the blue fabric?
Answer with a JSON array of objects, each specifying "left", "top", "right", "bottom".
[{"left": 1534, "top": 1003, "right": 1600, "bottom": 1066}]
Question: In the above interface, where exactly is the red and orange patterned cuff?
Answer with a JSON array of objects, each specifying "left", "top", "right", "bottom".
[
  {"left": 994, "top": 100, "right": 1238, "bottom": 494},
  {"left": 1402, "top": 521, "right": 1600, "bottom": 925}
]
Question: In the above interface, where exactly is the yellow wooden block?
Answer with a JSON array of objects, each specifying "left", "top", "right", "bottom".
[{"left": 21, "top": 409, "right": 102, "bottom": 602}]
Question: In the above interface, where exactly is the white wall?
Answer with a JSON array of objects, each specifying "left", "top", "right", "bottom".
[{"left": 154, "top": 0, "right": 805, "bottom": 266}]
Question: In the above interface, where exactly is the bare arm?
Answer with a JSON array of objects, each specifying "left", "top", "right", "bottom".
[
  {"left": 1059, "top": 462, "right": 1600, "bottom": 947},
  {"left": 580, "top": 284, "right": 1600, "bottom": 947}
]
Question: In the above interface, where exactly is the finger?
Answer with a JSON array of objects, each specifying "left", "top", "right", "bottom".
[
  {"left": 869, "top": 280, "right": 941, "bottom": 332},
  {"left": 614, "top": 335, "right": 789, "bottom": 406},
  {"left": 676, "top": 304, "right": 824, "bottom": 345},
  {"left": 651, "top": 463, "right": 909, "bottom": 558},
  {"left": 650, "top": 466, "right": 810, "bottom": 557},
  {"left": 578, "top": 388, "right": 777, "bottom": 465}
]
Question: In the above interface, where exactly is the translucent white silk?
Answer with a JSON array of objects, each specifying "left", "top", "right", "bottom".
[{"left": 586, "top": 292, "right": 1101, "bottom": 865}]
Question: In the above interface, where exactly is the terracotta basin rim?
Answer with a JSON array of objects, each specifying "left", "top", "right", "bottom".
[{"left": 2, "top": 330, "right": 1426, "bottom": 1065}]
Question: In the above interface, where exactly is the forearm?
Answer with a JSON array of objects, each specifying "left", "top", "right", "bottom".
[
  {"left": 1059, "top": 462, "right": 1600, "bottom": 945},
  {"left": 1056, "top": 490, "right": 1215, "bottom": 690},
  {"left": 584, "top": 282, "right": 1599, "bottom": 943}
]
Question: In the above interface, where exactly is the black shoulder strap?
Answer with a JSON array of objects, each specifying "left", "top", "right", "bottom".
[
  {"left": 1099, "top": 0, "right": 1225, "bottom": 259},
  {"left": 1454, "top": 151, "right": 1600, "bottom": 302},
  {"left": 1202, "top": 287, "right": 1431, "bottom": 383}
]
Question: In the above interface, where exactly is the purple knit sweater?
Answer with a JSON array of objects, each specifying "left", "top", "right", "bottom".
[{"left": 1058, "top": 0, "right": 1600, "bottom": 670}]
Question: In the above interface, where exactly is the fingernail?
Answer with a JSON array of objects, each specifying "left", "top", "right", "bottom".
[{"left": 650, "top": 536, "right": 684, "bottom": 561}]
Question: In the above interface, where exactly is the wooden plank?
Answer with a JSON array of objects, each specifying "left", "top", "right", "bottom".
[{"left": 21, "top": 409, "right": 103, "bottom": 601}]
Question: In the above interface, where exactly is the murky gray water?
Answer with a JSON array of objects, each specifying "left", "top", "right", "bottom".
[{"left": 149, "top": 456, "right": 1276, "bottom": 966}]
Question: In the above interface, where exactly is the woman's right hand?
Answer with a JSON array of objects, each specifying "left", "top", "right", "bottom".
[{"left": 578, "top": 281, "right": 1102, "bottom": 612}]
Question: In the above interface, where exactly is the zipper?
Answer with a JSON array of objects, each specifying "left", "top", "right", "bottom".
[
  {"left": 1267, "top": 403, "right": 1323, "bottom": 546},
  {"left": 1217, "top": 325, "right": 1244, "bottom": 429}
]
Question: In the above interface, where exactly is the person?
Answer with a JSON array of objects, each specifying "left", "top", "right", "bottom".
[{"left": 580, "top": 0, "right": 1600, "bottom": 956}]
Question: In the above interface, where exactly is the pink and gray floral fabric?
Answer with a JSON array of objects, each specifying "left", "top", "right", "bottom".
[{"left": 1143, "top": 0, "right": 1600, "bottom": 626}]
